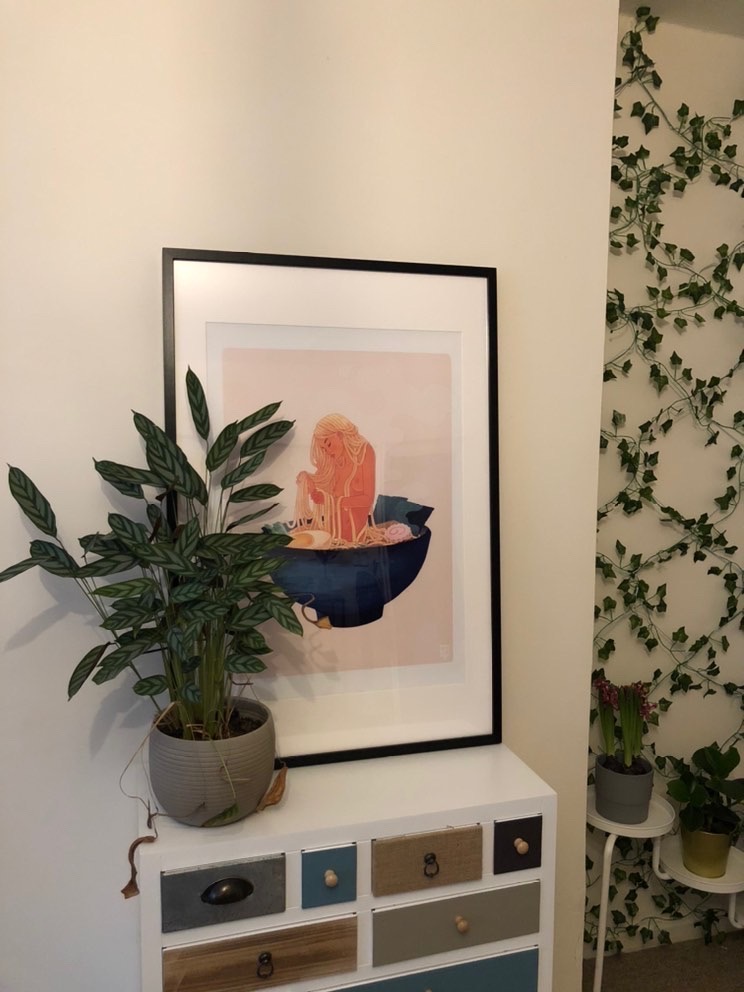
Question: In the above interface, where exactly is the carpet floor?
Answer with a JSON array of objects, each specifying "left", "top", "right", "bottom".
[{"left": 581, "top": 932, "right": 744, "bottom": 992}]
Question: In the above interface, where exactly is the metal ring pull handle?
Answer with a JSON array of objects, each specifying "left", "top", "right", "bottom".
[
  {"left": 256, "top": 951, "right": 274, "bottom": 979},
  {"left": 423, "top": 851, "right": 440, "bottom": 878}
]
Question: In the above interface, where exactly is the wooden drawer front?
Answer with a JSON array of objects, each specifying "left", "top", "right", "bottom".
[
  {"left": 162, "top": 915, "right": 357, "bottom": 992},
  {"left": 338, "top": 947, "right": 539, "bottom": 992},
  {"left": 372, "top": 881, "right": 540, "bottom": 967},
  {"left": 161, "top": 855, "right": 285, "bottom": 933},
  {"left": 371, "top": 824, "right": 482, "bottom": 897},
  {"left": 302, "top": 844, "right": 357, "bottom": 909},
  {"left": 493, "top": 816, "right": 542, "bottom": 874}
]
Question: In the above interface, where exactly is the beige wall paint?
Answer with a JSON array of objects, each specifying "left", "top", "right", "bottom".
[{"left": 0, "top": 3, "right": 618, "bottom": 990}]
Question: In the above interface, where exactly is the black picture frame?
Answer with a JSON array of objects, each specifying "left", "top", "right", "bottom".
[{"left": 163, "top": 248, "right": 500, "bottom": 765}]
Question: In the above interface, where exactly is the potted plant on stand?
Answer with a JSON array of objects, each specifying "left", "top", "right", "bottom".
[
  {"left": 666, "top": 743, "right": 744, "bottom": 878},
  {"left": 0, "top": 369, "right": 301, "bottom": 827},
  {"left": 593, "top": 677, "right": 656, "bottom": 824}
]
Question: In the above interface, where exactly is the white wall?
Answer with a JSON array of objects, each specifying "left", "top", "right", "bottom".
[{"left": 0, "top": 3, "right": 618, "bottom": 990}]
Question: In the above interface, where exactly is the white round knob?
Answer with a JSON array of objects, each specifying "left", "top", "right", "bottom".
[
  {"left": 514, "top": 837, "right": 529, "bottom": 856},
  {"left": 324, "top": 869, "right": 338, "bottom": 888}
]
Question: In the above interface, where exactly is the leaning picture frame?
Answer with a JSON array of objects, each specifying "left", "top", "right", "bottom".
[{"left": 163, "top": 248, "right": 500, "bottom": 765}]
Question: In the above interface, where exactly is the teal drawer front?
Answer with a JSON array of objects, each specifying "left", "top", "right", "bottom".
[
  {"left": 339, "top": 947, "right": 538, "bottom": 992},
  {"left": 302, "top": 844, "right": 357, "bottom": 908}
]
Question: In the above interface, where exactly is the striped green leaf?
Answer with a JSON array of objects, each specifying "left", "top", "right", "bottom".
[
  {"left": 100, "top": 604, "right": 157, "bottom": 631},
  {"left": 221, "top": 453, "right": 266, "bottom": 491},
  {"left": 166, "top": 626, "right": 188, "bottom": 661},
  {"left": 224, "top": 654, "right": 267, "bottom": 674},
  {"left": 264, "top": 596, "right": 303, "bottom": 635},
  {"left": 132, "top": 412, "right": 208, "bottom": 504},
  {"left": 236, "top": 401, "right": 281, "bottom": 434},
  {"left": 226, "top": 602, "right": 271, "bottom": 629},
  {"left": 77, "top": 553, "right": 139, "bottom": 578},
  {"left": 186, "top": 368, "right": 210, "bottom": 440},
  {"left": 29, "top": 540, "right": 78, "bottom": 577},
  {"left": 169, "top": 580, "right": 209, "bottom": 603},
  {"left": 133, "top": 675, "right": 168, "bottom": 697},
  {"left": 0, "top": 557, "right": 37, "bottom": 583},
  {"left": 135, "top": 544, "right": 197, "bottom": 575},
  {"left": 91, "top": 577, "right": 160, "bottom": 599},
  {"left": 225, "top": 503, "right": 278, "bottom": 531},
  {"left": 180, "top": 681, "right": 202, "bottom": 702},
  {"left": 206, "top": 422, "right": 239, "bottom": 472},
  {"left": 179, "top": 601, "right": 230, "bottom": 622},
  {"left": 79, "top": 532, "right": 126, "bottom": 555},
  {"left": 68, "top": 644, "right": 108, "bottom": 699},
  {"left": 232, "top": 558, "right": 277, "bottom": 583},
  {"left": 234, "top": 629, "right": 268, "bottom": 653},
  {"left": 228, "top": 483, "right": 282, "bottom": 505},
  {"left": 94, "top": 459, "right": 163, "bottom": 490},
  {"left": 91, "top": 638, "right": 152, "bottom": 684},
  {"left": 8, "top": 467, "right": 57, "bottom": 536},
  {"left": 174, "top": 516, "right": 201, "bottom": 558},
  {"left": 108, "top": 513, "right": 150, "bottom": 548},
  {"left": 239, "top": 419, "right": 294, "bottom": 459}
]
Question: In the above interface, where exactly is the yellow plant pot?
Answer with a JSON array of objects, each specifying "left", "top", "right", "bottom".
[{"left": 680, "top": 825, "right": 732, "bottom": 878}]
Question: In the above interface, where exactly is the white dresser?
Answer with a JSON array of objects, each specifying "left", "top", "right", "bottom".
[{"left": 138, "top": 744, "right": 556, "bottom": 992}]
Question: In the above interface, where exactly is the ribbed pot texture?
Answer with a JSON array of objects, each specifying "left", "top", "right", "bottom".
[{"left": 148, "top": 697, "right": 275, "bottom": 827}]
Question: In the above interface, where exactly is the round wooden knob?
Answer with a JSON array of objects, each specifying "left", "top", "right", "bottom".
[
  {"left": 454, "top": 915, "right": 470, "bottom": 934},
  {"left": 324, "top": 869, "right": 338, "bottom": 888},
  {"left": 514, "top": 837, "right": 529, "bottom": 856}
]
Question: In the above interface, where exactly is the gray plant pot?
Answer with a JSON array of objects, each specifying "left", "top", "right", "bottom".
[
  {"left": 594, "top": 754, "right": 654, "bottom": 824},
  {"left": 148, "top": 697, "right": 276, "bottom": 827}
]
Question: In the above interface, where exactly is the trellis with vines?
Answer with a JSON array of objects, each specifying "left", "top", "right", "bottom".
[{"left": 587, "top": 7, "right": 744, "bottom": 951}]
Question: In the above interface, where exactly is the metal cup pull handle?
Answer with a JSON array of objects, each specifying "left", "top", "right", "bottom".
[
  {"left": 256, "top": 951, "right": 274, "bottom": 979},
  {"left": 423, "top": 851, "right": 440, "bottom": 878}
]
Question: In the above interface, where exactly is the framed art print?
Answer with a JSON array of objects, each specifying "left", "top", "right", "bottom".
[{"left": 163, "top": 248, "right": 500, "bottom": 765}]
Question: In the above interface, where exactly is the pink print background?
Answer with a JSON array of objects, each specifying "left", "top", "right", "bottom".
[{"left": 217, "top": 341, "right": 454, "bottom": 678}]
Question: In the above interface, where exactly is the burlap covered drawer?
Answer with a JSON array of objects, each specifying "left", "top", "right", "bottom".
[{"left": 371, "top": 823, "right": 482, "bottom": 897}]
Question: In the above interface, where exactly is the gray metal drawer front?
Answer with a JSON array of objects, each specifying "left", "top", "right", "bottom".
[
  {"left": 161, "top": 854, "right": 285, "bottom": 933},
  {"left": 372, "top": 881, "right": 540, "bottom": 967}
]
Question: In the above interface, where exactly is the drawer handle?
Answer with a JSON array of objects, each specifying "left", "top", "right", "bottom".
[
  {"left": 514, "top": 837, "right": 530, "bottom": 856},
  {"left": 201, "top": 876, "right": 254, "bottom": 905},
  {"left": 423, "top": 852, "right": 440, "bottom": 878},
  {"left": 324, "top": 869, "right": 339, "bottom": 888},
  {"left": 256, "top": 951, "right": 274, "bottom": 979},
  {"left": 454, "top": 914, "right": 470, "bottom": 934}
]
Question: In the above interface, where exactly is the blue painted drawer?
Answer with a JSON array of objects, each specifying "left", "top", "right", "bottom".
[
  {"left": 302, "top": 844, "right": 357, "bottom": 908},
  {"left": 338, "top": 947, "right": 539, "bottom": 992}
]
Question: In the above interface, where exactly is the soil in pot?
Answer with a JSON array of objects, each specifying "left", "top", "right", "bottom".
[{"left": 149, "top": 697, "right": 276, "bottom": 827}]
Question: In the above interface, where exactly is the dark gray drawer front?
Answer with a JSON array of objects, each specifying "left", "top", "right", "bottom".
[
  {"left": 372, "top": 881, "right": 540, "bottom": 966},
  {"left": 161, "top": 854, "right": 285, "bottom": 933}
]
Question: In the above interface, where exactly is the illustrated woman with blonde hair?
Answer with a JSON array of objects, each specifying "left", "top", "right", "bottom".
[{"left": 295, "top": 414, "right": 376, "bottom": 544}]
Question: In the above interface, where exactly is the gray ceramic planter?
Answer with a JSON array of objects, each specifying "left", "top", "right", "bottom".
[
  {"left": 594, "top": 754, "right": 653, "bottom": 824},
  {"left": 148, "top": 697, "right": 275, "bottom": 827}
]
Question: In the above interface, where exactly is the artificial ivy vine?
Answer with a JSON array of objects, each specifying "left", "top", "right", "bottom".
[{"left": 587, "top": 7, "right": 744, "bottom": 951}]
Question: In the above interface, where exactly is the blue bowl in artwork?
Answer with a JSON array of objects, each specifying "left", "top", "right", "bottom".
[{"left": 264, "top": 495, "right": 433, "bottom": 628}]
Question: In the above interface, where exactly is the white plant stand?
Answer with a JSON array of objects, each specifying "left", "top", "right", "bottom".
[
  {"left": 657, "top": 833, "right": 744, "bottom": 930},
  {"left": 586, "top": 787, "right": 676, "bottom": 992}
]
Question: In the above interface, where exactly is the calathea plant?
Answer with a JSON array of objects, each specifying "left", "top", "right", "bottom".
[{"left": 0, "top": 369, "right": 301, "bottom": 740}]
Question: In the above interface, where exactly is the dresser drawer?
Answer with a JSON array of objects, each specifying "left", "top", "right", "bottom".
[
  {"left": 160, "top": 855, "right": 285, "bottom": 933},
  {"left": 162, "top": 915, "right": 357, "bottom": 992},
  {"left": 338, "top": 947, "right": 539, "bottom": 992},
  {"left": 493, "top": 816, "right": 542, "bottom": 874},
  {"left": 302, "top": 844, "right": 357, "bottom": 908},
  {"left": 372, "top": 881, "right": 540, "bottom": 967},
  {"left": 371, "top": 824, "right": 482, "bottom": 897}
]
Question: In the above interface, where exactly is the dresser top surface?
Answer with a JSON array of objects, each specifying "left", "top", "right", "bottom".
[{"left": 140, "top": 744, "right": 554, "bottom": 861}]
